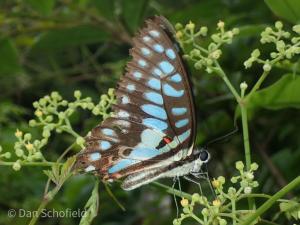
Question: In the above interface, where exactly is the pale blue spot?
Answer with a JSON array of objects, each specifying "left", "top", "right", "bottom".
[
  {"left": 148, "top": 78, "right": 161, "bottom": 90},
  {"left": 175, "top": 119, "right": 189, "bottom": 128},
  {"left": 108, "top": 159, "right": 135, "bottom": 173},
  {"left": 133, "top": 71, "right": 142, "bottom": 79},
  {"left": 126, "top": 84, "right": 135, "bottom": 92},
  {"left": 122, "top": 96, "right": 130, "bottom": 104},
  {"left": 143, "top": 36, "right": 151, "bottom": 42},
  {"left": 163, "top": 83, "right": 184, "bottom": 97},
  {"left": 166, "top": 49, "right": 176, "bottom": 59},
  {"left": 172, "top": 107, "right": 187, "bottom": 116},
  {"left": 130, "top": 147, "right": 160, "bottom": 159},
  {"left": 141, "top": 47, "right": 151, "bottom": 56},
  {"left": 152, "top": 68, "right": 163, "bottom": 77},
  {"left": 85, "top": 165, "right": 95, "bottom": 172},
  {"left": 140, "top": 129, "right": 163, "bottom": 148},
  {"left": 118, "top": 110, "right": 129, "bottom": 118},
  {"left": 178, "top": 129, "right": 191, "bottom": 143},
  {"left": 144, "top": 92, "right": 163, "bottom": 105},
  {"left": 153, "top": 44, "right": 164, "bottom": 53},
  {"left": 143, "top": 118, "right": 168, "bottom": 130},
  {"left": 149, "top": 30, "right": 160, "bottom": 37},
  {"left": 102, "top": 128, "right": 116, "bottom": 136},
  {"left": 138, "top": 59, "right": 147, "bottom": 67},
  {"left": 170, "top": 73, "right": 182, "bottom": 83},
  {"left": 100, "top": 141, "right": 111, "bottom": 150},
  {"left": 89, "top": 152, "right": 101, "bottom": 161},
  {"left": 141, "top": 104, "right": 167, "bottom": 120},
  {"left": 159, "top": 61, "right": 174, "bottom": 74}
]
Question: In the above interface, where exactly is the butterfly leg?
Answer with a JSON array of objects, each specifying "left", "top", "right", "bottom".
[
  {"left": 172, "top": 176, "right": 179, "bottom": 218},
  {"left": 191, "top": 169, "right": 216, "bottom": 199},
  {"left": 183, "top": 175, "right": 203, "bottom": 195}
]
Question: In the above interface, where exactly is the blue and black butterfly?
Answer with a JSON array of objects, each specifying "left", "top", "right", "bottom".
[{"left": 75, "top": 16, "right": 210, "bottom": 190}]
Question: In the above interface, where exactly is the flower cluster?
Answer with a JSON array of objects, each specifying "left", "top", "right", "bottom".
[
  {"left": 175, "top": 20, "right": 239, "bottom": 73},
  {"left": 244, "top": 21, "right": 300, "bottom": 71},
  {"left": 1, "top": 89, "right": 115, "bottom": 171},
  {"left": 173, "top": 161, "right": 259, "bottom": 225}
]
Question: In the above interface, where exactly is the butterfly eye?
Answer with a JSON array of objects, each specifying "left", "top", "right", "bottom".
[{"left": 199, "top": 150, "right": 210, "bottom": 162}]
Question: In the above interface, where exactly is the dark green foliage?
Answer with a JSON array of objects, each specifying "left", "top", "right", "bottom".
[{"left": 0, "top": 0, "right": 299, "bottom": 225}]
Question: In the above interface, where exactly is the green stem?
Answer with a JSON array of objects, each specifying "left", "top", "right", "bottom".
[
  {"left": 241, "top": 176, "right": 300, "bottom": 225},
  {"left": 232, "top": 198, "right": 237, "bottom": 225},
  {"left": 245, "top": 70, "right": 270, "bottom": 101},
  {"left": 152, "top": 182, "right": 193, "bottom": 200},
  {"left": 0, "top": 161, "right": 59, "bottom": 167},
  {"left": 240, "top": 103, "right": 251, "bottom": 170},
  {"left": 214, "top": 61, "right": 241, "bottom": 102}
]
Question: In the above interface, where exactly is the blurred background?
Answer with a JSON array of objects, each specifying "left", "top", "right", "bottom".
[{"left": 0, "top": 0, "right": 299, "bottom": 224}]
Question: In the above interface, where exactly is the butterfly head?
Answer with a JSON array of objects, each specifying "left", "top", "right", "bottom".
[{"left": 190, "top": 148, "right": 210, "bottom": 173}]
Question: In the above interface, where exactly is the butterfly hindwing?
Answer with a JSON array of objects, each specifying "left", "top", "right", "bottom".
[{"left": 75, "top": 16, "right": 196, "bottom": 182}]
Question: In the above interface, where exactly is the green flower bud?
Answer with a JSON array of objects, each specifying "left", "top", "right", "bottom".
[
  {"left": 108, "top": 88, "right": 115, "bottom": 96},
  {"left": 231, "top": 176, "right": 239, "bottom": 183},
  {"left": 200, "top": 26, "right": 208, "bottom": 36},
  {"left": 3, "top": 152, "right": 11, "bottom": 159},
  {"left": 211, "top": 34, "right": 221, "bottom": 43},
  {"left": 276, "top": 40, "right": 285, "bottom": 52},
  {"left": 186, "top": 21, "right": 195, "bottom": 31},
  {"left": 15, "top": 148, "right": 24, "bottom": 157},
  {"left": 58, "top": 112, "right": 65, "bottom": 119},
  {"left": 39, "top": 98, "right": 47, "bottom": 106},
  {"left": 228, "top": 187, "right": 236, "bottom": 195},
  {"left": 45, "top": 115, "right": 53, "bottom": 122},
  {"left": 29, "top": 119, "right": 37, "bottom": 127},
  {"left": 74, "top": 90, "right": 82, "bottom": 99},
  {"left": 101, "top": 94, "right": 108, "bottom": 101},
  {"left": 33, "top": 152, "right": 42, "bottom": 159},
  {"left": 192, "top": 193, "right": 201, "bottom": 202},
  {"left": 232, "top": 28, "right": 239, "bottom": 35},
  {"left": 245, "top": 172, "right": 254, "bottom": 180},
  {"left": 217, "top": 176, "right": 225, "bottom": 184},
  {"left": 251, "top": 49, "right": 260, "bottom": 58},
  {"left": 219, "top": 218, "right": 227, "bottom": 225},
  {"left": 240, "top": 82, "right": 248, "bottom": 90},
  {"left": 275, "top": 21, "right": 283, "bottom": 29},
  {"left": 235, "top": 161, "right": 244, "bottom": 170},
  {"left": 250, "top": 162, "right": 259, "bottom": 171},
  {"left": 190, "top": 49, "right": 201, "bottom": 57},
  {"left": 51, "top": 91, "right": 61, "bottom": 100},
  {"left": 13, "top": 161, "right": 21, "bottom": 171},
  {"left": 270, "top": 52, "right": 278, "bottom": 58},
  {"left": 244, "top": 186, "right": 252, "bottom": 194},
  {"left": 33, "top": 101, "right": 39, "bottom": 108},
  {"left": 293, "top": 25, "right": 300, "bottom": 34},
  {"left": 263, "top": 63, "right": 272, "bottom": 72},
  {"left": 61, "top": 100, "right": 68, "bottom": 106},
  {"left": 92, "top": 107, "right": 101, "bottom": 115},
  {"left": 42, "top": 130, "right": 50, "bottom": 138},
  {"left": 240, "top": 180, "right": 248, "bottom": 188},
  {"left": 252, "top": 181, "right": 259, "bottom": 187},
  {"left": 201, "top": 208, "right": 209, "bottom": 216},
  {"left": 175, "top": 23, "right": 183, "bottom": 30},
  {"left": 206, "top": 67, "right": 213, "bottom": 74},
  {"left": 244, "top": 59, "right": 253, "bottom": 69},
  {"left": 24, "top": 133, "right": 32, "bottom": 141}
]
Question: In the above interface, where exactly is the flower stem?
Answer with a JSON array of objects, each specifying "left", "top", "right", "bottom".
[
  {"left": 240, "top": 103, "right": 251, "bottom": 170},
  {"left": 241, "top": 176, "right": 300, "bottom": 225},
  {"left": 0, "top": 161, "right": 59, "bottom": 167}
]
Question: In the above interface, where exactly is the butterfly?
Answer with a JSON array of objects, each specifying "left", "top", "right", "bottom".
[{"left": 75, "top": 16, "right": 210, "bottom": 190}]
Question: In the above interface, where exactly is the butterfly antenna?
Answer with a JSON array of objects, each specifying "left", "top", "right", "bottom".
[
  {"left": 204, "top": 125, "right": 239, "bottom": 148},
  {"left": 172, "top": 177, "right": 179, "bottom": 218}
]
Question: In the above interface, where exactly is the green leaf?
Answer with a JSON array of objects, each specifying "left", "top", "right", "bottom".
[
  {"left": 279, "top": 201, "right": 300, "bottom": 220},
  {"left": 264, "top": 0, "right": 300, "bottom": 24},
  {"left": 25, "top": 0, "right": 55, "bottom": 15},
  {"left": 121, "top": 0, "right": 148, "bottom": 33},
  {"left": 0, "top": 38, "right": 22, "bottom": 75},
  {"left": 79, "top": 181, "right": 99, "bottom": 225},
  {"left": 31, "top": 25, "right": 109, "bottom": 53},
  {"left": 248, "top": 74, "right": 300, "bottom": 110},
  {"left": 91, "top": 0, "right": 116, "bottom": 21}
]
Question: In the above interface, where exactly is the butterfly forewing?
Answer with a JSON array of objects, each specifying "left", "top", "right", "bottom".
[{"left": 75, "top": 16, "right": 196, "bottom": 182}]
